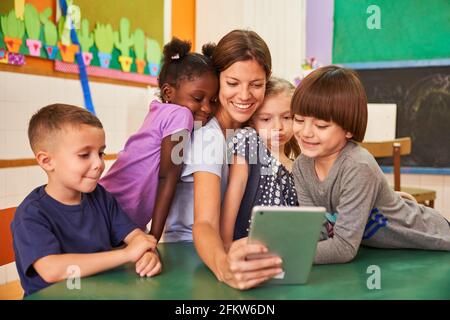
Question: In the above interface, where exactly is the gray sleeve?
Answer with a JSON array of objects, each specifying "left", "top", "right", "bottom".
[
  {"left": 292, "top": 159, "right": 316, "bottom": 207},
  {"left": 314, "top": 162, "right": 380, "bottom": 264}
]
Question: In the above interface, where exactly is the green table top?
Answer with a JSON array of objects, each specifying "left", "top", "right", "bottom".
[{"left": 27, "top": 242, "right": 450, "bottom": 300}]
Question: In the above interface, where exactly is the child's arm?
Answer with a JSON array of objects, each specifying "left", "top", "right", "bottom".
[
  {"left": 220, "top": 155, "right": 249, "bottom": 250},
  {"left": 33, "top": 228, "right": 156, "bottom": 283},
  {"left": 150, "top": 130, "right": 189, "bottom": 241},
  {"left": 314, "top": 164, "right": 379, "bottom": 264}
]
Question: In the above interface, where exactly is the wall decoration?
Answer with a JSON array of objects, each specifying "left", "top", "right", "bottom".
[
  {"left": 24, "top": 4, "right": 42, "bottom": 56},
  {"left": 1, "top": 10, "right": 25, "bottom": 53},
  {"left": 40, "top": 7, "right": 58, "bottom": 59},
  {"left": 78, "top": 18, "right": 92, "bottom": 65},
  {"left": 0, "top": 0, "right": 164, "bottom": 86},
  {"left": 114, "top": 18, "right": 134, "bottom": 72}
]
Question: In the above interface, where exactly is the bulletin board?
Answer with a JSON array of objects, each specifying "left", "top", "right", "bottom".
[
  {"left": 333, "top": 0, "right": 450, "bottom": 68},
  {"left": 0, "top": 0, "right": 165, "bottom": 87}
]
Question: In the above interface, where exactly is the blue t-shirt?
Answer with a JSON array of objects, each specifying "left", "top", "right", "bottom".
[{"left": 11, "top": 184, "right": 137, "bottom": 296}]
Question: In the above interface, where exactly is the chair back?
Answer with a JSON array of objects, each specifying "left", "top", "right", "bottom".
[
  {"left": 0, "top": 207, "right": 16, "bottom": 266},
  {"left": 360, "top": 137, "right": 412, "bottom": 191}
]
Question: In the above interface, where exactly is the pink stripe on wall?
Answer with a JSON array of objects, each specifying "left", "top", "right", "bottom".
[
  {"left": 306, "top": 0, "right": 334, "bottom": 66},
  {"left": 54, "top": 61, "right": 158, "bottom": 86}
]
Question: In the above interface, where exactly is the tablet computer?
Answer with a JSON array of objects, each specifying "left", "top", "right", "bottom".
[{"left": 247, "top": 206, "right": 326, "bottom": 285}]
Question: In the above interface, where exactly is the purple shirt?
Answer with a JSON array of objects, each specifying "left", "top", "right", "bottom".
[{"left": 100, "top": 100, "right": 193, "bottom": 230}]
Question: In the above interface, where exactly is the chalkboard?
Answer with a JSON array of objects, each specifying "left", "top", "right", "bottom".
[
  {"left": 333, "top": 0, "right": 450, "bottom": 65},
  {"left": 357, "top": 66, "right": 450, "bottom": 168}
]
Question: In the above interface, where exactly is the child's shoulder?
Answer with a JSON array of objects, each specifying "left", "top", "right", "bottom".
[
  {"left": 341, "top": 142, "right": 379, "bottom": 167},
  {"left": 338, "top": 142, "right": 384, "bottom": 179},
  {"left": 13, "top": 186, "right": 48, "bottom": 225},
  {"left": 150, "top": 99, "right": 192, "bottom": 115}
]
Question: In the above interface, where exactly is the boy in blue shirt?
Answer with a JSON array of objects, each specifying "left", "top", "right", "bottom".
[{"left": 11, "top": 104, "right": 162, "bottom": 297}]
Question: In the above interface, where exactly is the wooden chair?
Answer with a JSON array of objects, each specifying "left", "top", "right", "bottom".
[
  {"left": 0, "top": 207, "right": 24, "bottom": 300},
  {"left": 360, "top": 137, "right": 436, "bottom": 208}
]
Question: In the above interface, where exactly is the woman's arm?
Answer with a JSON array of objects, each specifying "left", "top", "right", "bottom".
[
  {"left": 220, "top": 155, "right": 249, "bottom": 249},
  {"left": 193, "top": 172, "right": 283, "bottom": 290},
  {"left": 150, "top": 131, "right": 189, "bottom": 241}
]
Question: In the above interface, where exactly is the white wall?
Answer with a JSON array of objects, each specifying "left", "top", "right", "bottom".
[{"left": 196, "top": 0, "right": 306, "bottom": 83}]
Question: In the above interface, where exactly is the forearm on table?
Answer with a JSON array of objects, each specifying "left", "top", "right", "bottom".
[
  {"left": 314, "top": 234, "right": 359, "bottom": 264},
  {"left": 33, "top": 249, "right": 129, "bottom": 283}
]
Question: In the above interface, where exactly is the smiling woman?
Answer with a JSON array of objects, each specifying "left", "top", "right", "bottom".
[{"left": 161, "top": 29, "right": 286, "bottom": 291}]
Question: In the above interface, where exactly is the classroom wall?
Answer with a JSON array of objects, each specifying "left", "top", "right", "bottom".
[
  {"left": 196, "top": 0, "right": 306, "bottom": 83},
  {"left": 1, "top": 0, "right": 450, "bottom": 286}
]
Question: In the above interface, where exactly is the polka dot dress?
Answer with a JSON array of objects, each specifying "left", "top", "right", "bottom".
[{"left": 227, "top": 128, "right": 298, "bottom": 239}]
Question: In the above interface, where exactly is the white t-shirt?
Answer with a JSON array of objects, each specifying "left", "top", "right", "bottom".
[{"left": 163, "top": 117, "right": 229, "bottom": 242}]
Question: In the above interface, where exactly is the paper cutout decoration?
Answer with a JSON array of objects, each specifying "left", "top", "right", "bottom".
[
  {"left": 0, "top": 2, "right": 164, "bottom": 80},
  {"left": 24, "top": 4, "right": 42, "bottom": 56},
  {"left": 1, "top": 10, "right": 25, "bottom": 53},
  {"left": 57, "top": 16, "right": 79, "bottom": 63},
  {"left": 78, "top": 19, "right": 94, "bottom": 65},
  {"left": 146, "top": 38, "right": 161, "bottom": 76},
  {"left": 94, "top": 23, "right": 114, "bottom": 68},
  {"left": 60, "top": 0, "right": 81, "bottom": 46},
  {"left": 133, "top": 28, "right": 146, "bottom": 74},
  {"left": 114, "top": 18, "right": 134, "bottom": 72},
  {"left": 0, "top": 49, "right": 8, "bottom": 64},
  {"left": 55, "top": 60, "right": 158, "bottom": 86},
  {"left": 8, "top": 52, "right": 25, "bottom": 65},
  {"left": 14, "top": 0, "right": 25, "bottom": 20},
  {"left": 40, "top": 8, "right": 59, "bottom": 59}
]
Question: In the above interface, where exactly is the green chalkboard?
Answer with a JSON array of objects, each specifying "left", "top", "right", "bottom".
[{"left": 333, "top": 0, "right": 450, "bottom": 64}]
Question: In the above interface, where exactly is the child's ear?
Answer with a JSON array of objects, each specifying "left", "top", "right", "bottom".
[
  {"left": 36, "top": 151, "right": 54, "bottom": 172},
  {"left": 345, "top": 132, "right": 353, "bottom": 139},
  {"left": 161, "top": 83, "right": 175, "bottom": 103}
]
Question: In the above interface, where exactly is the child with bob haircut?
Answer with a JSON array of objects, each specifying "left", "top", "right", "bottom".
[
  {"left": 291, "top": 65, "right": 450, "bottom": 264},
  {"left": 12, "top": 104, "right": 161, "bottom": 297}
]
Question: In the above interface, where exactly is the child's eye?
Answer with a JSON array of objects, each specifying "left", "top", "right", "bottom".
[
  {"left": 78, "top": 153, "right": 89, "bottom": 159},
  {"left": 284, "top": 116, "right": 292, "bottom": 120},
  {"left": 316, "top": 124, "right": 329, "bottom": 129},
  {"left": 192, "top": 96, "right": 203, "bottom": 102},
  {"left": 99, "top": 152, "right": 105, "bottom": 158},
  {"left": 294, "top": 117, "right": 304, "bottom": 123},
  {"left": 251, "top": 83, "right": 264, "bottom": 88},
  {"left": 226, "top": 82, "right": 238, "bottom": 87}
]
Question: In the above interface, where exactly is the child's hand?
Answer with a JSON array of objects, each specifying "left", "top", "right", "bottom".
[
  {"left": 125, "top": 233, "right": 157, "bottom": 263},
  {"left": 135, "top": 250, "right": 162, "bottom": 277}
]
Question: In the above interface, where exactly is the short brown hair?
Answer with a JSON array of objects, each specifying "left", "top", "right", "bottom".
[
  {"left": 212, "top": 29, "right": 272, "bottom": 79},
  {"left": 291, "top": 65, "right": 368, "bottom": 142},
  {"left": 264, "top": 77, "right": 300, "bottom": 159},
  {"left": 28, "top": 103, "right": 103, "bottom": 153}
]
